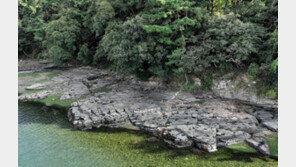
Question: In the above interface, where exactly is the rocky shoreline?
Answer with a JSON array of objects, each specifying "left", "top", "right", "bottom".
[{"left": 18, "top": 60, "right": 278, "bottom": 155}]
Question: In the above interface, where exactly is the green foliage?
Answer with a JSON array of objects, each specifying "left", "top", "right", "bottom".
[
  {"left": 265, "top": 89, "right": 277, "bottom": 99},
  {"left": 19, "top": 0, "right": 278, "bottom": 92},
  {"left": 182, "top": 13, "right": 264, "bottom": 74},
  {"left": 77, "top": 44, "right": 91, "bottom": 65},
  {"left": 96, "top": 16, "right": 168, "bottom": 79},
  {"left": 141, "top": 0, "right": 202, "bottom": 77},
  {"left": 18, "top": 0, "right": 61, "bottom": 57},
  {"left": 37, "top": 52, "right": 46, "bottom": 60},
  {"left": 201, "top": 76, "right": 213, "bottom": 90},
  {"left": 93, "top": 21, "right": 120, "bottom": 64},
  {"left": 247, "top": 63, "right": 260, "bottom": 80},
  {"left": 183, "top": 84, "right": 199, "bottom": 91},
  {"left": 48, "top": 46, "right": 72, "bottom": 65},
  {"left": 44, "top": 9, "right": 81, "bottom": 64},
  {"left": 261, "top": 58, "right": 278, "bottom": 89},
  {"left": 84, "top": 0, "right": 115, "bottom": 37}
]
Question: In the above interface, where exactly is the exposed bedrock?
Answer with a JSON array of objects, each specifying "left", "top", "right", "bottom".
[
  {"left": 68, "top": 75, "right": 271, "bottom": 155},
  {"left": 18, "top": 90, "right": 53, "bottom": 101},
  {"left": 17, "top": 63, "right": 275, "bottom": 155},
  {"left": 212, "top": 76, "right": 278, "bottom": 109}
]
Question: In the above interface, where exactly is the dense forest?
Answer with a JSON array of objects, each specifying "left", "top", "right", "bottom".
[{"left": 18, "top": 0, "right": 278, "bottom": 96}]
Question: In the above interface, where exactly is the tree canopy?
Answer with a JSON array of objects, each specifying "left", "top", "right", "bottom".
[{"left": 18, "top": 0, "right": 278, "bottom": 95}]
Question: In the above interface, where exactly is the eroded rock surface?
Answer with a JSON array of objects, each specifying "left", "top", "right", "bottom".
[
  {"left": 246, "top": 138, "right": 270, "bottom": 155},
  {"left": 26, "top": 83, "right": 47, "bottom": 90},
  {"left": 262, "top": 121, "right": 278, "bottom": 132},
  {"left": 67, "top": 74, "right": 271, "bottom": 155},
  {"left": 18, "top": 61, "right": 276, "bottom": 155},
  {"left": 18, "top": 59, "right": 57, "bottom": 72},
  {"left": 18, "top": 90, "right": 53, "bottom": 101},
  {"left": 243, "top": 108, "right": 278, "bottom": 132},
  {"left": 212, "top": 74, "right": 278, "bottom": 109}
]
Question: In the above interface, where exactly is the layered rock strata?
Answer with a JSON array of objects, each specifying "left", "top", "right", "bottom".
[
  {"left": 68, "top": 75, "right": 270, "bottom": 155},
  {"left": 17, "top": 64, "right": 274, "bottom": 155}
]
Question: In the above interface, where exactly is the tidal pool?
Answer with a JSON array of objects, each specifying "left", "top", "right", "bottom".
[{"left": 19, "top": 102, "right": 277, "bottom": 167}]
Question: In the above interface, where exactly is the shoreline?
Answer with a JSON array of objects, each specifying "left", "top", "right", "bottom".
[{"left": 18, "top": 60, "right": 278, "bottom": 156}]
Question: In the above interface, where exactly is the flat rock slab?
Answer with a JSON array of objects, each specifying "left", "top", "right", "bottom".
[
  {"left": 18, "top": 59, "right": 56, "bottom": 72},
  {"left": 18, "top": 63, "right": 276, "bottom": 155},
  {"left": 254, "top": 110, "right": 274, "bottom": 122},
  {"left": 246, "top": 139, "right": 270, "bottom": 155},
  {"left": 26, "top": 83, "right": 47, "bottom": 90},
  {"left": 18, "top": 90, "right": 53, "bottom": 101},
  {"left": 67, "top": 74, "right": 270, "bottom": 154},
  {"left": 262, "top": 120, "right": 278, "bottom": 132}
]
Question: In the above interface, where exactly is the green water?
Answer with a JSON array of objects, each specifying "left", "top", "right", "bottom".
[
  {"left": 18, "top": 103, "right": 122, "bottom": 167},
  {"left": 19, "top": 102, "right": 277, "bottom": 167}
]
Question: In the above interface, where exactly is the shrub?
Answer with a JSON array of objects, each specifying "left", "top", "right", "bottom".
[
  {"left": 181, "top": 14, "right": 265, "bottom": 74},
  {"left": 96, "top": 16, "right": 168, "bottom": 80},
  {"left": 84, "top": 0, "right": 115, "bottom": 37},
  {"left": 266, "top": 89, "right": 277, "bottom": 99},
  {"left": 77, "top": 44, "right": 91, "bottom": 65},
  {"left": 44, "top": 9, "right": 81, "bottom": 64},
  {"left": 18, "top": 0, "right": 62, "bottom": 57},
  {"left": 261, "top": 58, "right": 278, "bottom": 87},
  {"left": 201, "top": 76, "right": 213, "bottom": 90},
  {"left": 48, "top": 46, "right": 72, "bottom": 65},
  {"left": 247, "top": 63, "right": 260, "bottom": 80}
]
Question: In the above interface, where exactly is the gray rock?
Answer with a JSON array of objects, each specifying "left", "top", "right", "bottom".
[
  {"left": 245, "top": 139, "right": 270, "bottom": 155},
  {"left": 162, "top": 129, "right": 194, "bottom": 148},
  {"left": 67, "top": 90, "right": 270, "bottom": 154},
  {"left": 18, "top": 90, "right": 53, "bottom": 101},
  {"left": 18, "top": 59, "right": 56, "bottom": 72},
  {"left": 86, "top": 74, "right": 99, "bottom": 80},
  {"left": 18, "top": 63, "right": 274, "bottom": 155},
  {"left": 212, "top": 76, "right": 278, "bottom": 109},
  {"left": 262, "top": 120, "right": 278, "bottom": 132},
  {"left": 26, "top": 83, "right": 47, "bottom": 90},
  {"left": 255, "top": 110, "right": 273, "bottom": 122}
]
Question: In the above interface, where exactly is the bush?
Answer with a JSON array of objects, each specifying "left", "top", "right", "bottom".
[
  {"left": 266, "top": 89, "right": 277, "bottom": 99},
  {"left": 48, "top": 46, "right": 72, "bottom": 65},
  {"left": 84, "top": 0, "right": 115, "bottom": 37},
  {"left": 18, "top": 0, "right": 62, "bottom": 57},
  {"left": 181, "top": 14, "right": 265, "bottom": 74},
  {"left": 201, "top": 76, "right": 213, "bottom": 90},
  {"left": 262, "top": 58, "right": 278, "bottom": 87},
  {"left": 77, "top": 44, "right": 91, "bottom": 65},
  {"left": 44, "top": 9, "right": 81, "bottom": 64},
  {"left": 247, "top": 63, "right": 260, "bottom": 80},
  {"left": 96, "top": 16, "right": 168, "bottom": 80}
]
